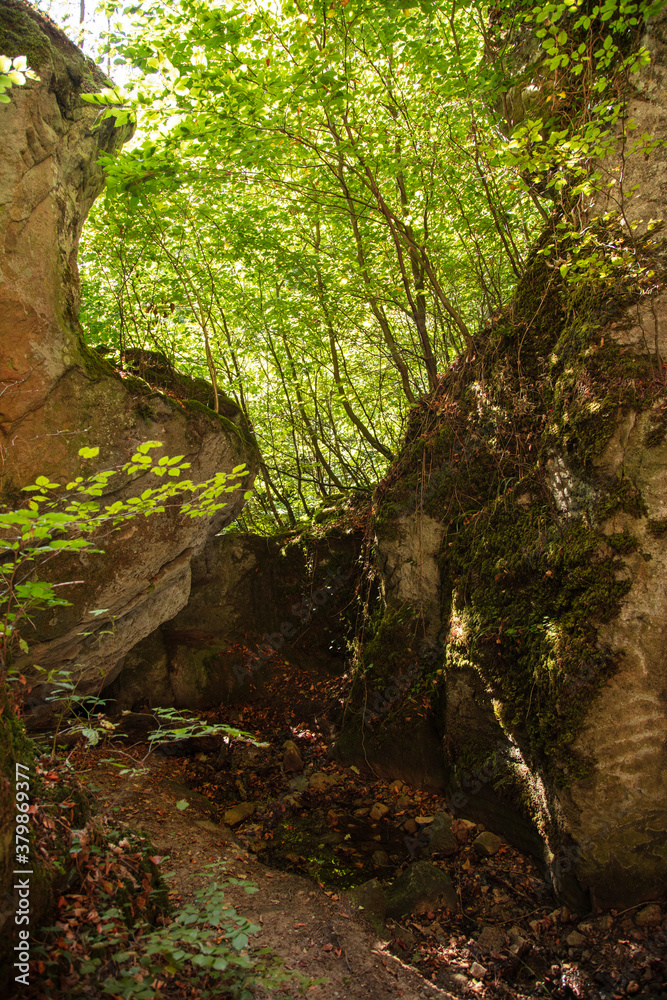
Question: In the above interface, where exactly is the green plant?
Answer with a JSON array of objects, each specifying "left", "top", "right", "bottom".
[
  {"left": 45, "top": 864, "right": 313, "bottom": 998},
  {"left": 0, "top": 442, "right": 251, "bottom": 677},
  {"left": 147, "top": 706, "right": 269, "bottom": 750},
  {"left": 0, "top": 54, "right": 37, "bottom": 102}
]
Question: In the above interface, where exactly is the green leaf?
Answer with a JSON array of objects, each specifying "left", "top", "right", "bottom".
[{"left": 78, "top": 446, "right": 100, "bottom": 459}]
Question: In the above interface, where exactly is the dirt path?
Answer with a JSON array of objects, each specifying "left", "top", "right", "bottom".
[{"left": 83, "top": 746, "right": 453, "bottom": 1000}]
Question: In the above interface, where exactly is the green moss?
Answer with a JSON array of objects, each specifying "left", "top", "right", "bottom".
[
  {"left": 0, "top": 4, "right": 54, "bottom": 72},
  {"left": 363, "top": 218, "right": 667, "bottom": 789},
  {"left": 606, "top": 530, "right": 639, "bottom": 554},
  {"left": 183, "top": 399, "right": 259, "bottom": 455},
  {"left": 647, "top": 517, "right": 667, "bottom": 537},
  {"left": 118, "top": 373, "right": 154, "bottom": 397},
  {"left": 596, "top": 477, "right": 648, "bottom": 520},
  {"left": 361, "top": 602, "right": 422, "bottom": 684},
  {"left": 643, "top": 405, "right": 667, "bottom": 448},
  {"left": 78, "top": 339, "right": 117, "bottom": 380}
]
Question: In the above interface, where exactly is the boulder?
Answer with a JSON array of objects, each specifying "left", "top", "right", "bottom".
[
  {"left": 352, "top": 12, "right": 667, "bottom": 906},
  {"left": 385, "top": 861, "right": 457, "bottom": 918},
  {"left": 0, "top": 0, "right": 258, "bottom": 718},
  {"left": 427, "top": 813, "right": 458, "bottom": 856},
  {"left": 347, "top": 878, "right": 387, "bottom": 933}
]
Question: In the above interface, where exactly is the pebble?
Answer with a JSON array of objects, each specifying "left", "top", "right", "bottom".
[
  {"left": 450, "top": 973, "right": 469, "bottom": 988},
  {"left": 453, "top": 818, "right": 476, "bottom": 843},
  {"left": 372, "top": 850, "right": 390, "bottom": 866},
  {"left": 508, "top": 925, "right": 526, "bottom": 947},
  {"left": 309, "top": 771, "right": 338, "bottom": 792},
  {"left": 403, "top": 818, "right": 418, "bottom": 835},
  {"left": 566, "top": 930, "right": 586, "bottom": 947},
  {"left": 470, "top": 961, "right": 487, "bottom": 979}
]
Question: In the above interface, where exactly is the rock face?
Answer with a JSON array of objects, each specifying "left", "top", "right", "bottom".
[
  {"left": 106, "top": 519, "right": 361, "bottom": 710},
  {"left": 336, "top": 22, "right": 667, "bottom": 909},
  {"left": 0, "top": 0, "right": 258, "bottom": 715}
]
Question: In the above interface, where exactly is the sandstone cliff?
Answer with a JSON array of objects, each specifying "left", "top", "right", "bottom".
[{"left": 0, "top": 0, "right": 259, "bottom": 716}]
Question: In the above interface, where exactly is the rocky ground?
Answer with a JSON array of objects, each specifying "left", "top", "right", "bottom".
[{"left": 27, "top": 664, "right": 667, "bottom": 1000}]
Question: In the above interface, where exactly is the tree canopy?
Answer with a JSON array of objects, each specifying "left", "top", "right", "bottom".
[{"left": 70, "top": 0, "right": 660, "bottom": 530}]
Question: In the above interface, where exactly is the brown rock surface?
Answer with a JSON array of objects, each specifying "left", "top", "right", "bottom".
[{"left": 0, "top": 0, "right": 258, "bottom": 715}]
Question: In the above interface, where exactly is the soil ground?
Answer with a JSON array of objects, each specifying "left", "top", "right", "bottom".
[{"left": 26, "top": 663, "right": 667, "bottom": 1000}]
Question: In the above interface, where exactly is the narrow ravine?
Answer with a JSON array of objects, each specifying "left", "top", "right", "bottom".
[{"left": 36, "top": 658, "right": 667, "bottom": 1000}]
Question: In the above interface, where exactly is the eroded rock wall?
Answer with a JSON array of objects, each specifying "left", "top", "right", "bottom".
[
  {"left": 337, "top": 230, "right": 667, "bottom": 908},
  {"left": 106, "top": 520, "right": 362, "bottom": 710},
  {"left": 0, "top": 0, "right": 259, "bottom": 716}
]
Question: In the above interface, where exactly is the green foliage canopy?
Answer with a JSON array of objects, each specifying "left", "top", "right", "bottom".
[{"left": 77, "top": 0, "right": 662, "bottom": 529}]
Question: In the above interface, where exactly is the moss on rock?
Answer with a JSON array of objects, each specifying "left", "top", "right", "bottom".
[{"left": 367, "top": 219, "right": 667, "bottom": 787}]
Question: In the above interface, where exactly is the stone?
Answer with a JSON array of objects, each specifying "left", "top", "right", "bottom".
[
  {"left": 223, "top": 802, "right": 256, "bottom": 826},
  {"left": 348, "top": 879, "right": 387, "bottom": 933},
  {"left": 469, "top": 962, "right": 488, "bottom": 979},
  {"left": 0, "top": 0, "right": 258, "bottom": 721},
  {"left": 473, "top": 832, "right": 503, "bottom": 857},
  {"left": 385, "top": 861, "right": 457, "bottom": 919},
  {"left": 372, "top": 850, "right": 390, "bottom": 867},
  {"left": 566, "top": 930, "right": 586, "bottom": 948},
  {"left": 309, "top": 771, "right": 339, "bottom": 793},
  {"left": 508, "top": 925, "right": 526, "bottom": 945},
  {"left": 288, "top": 775, "right": 309, "bottom": 792},
  {"left": 356, "top": 13, "right": 667, "bottom": 912},
  {"left": 635, "top": 904, "right": 662, "bottom": 927},
  {"left": 476, "top": 925, "right": 507, "bottom": 954},
  {"left": 403, "top": 818, "right": 418, "bottom": 835},
  {"left": 449, "top": 973, "right": 470, "bottom": 988},
  {"left": 389, "top": 779, "right": 405, "bottom": 793},
  {"left": 453, "top": 819, "right": 477, "bottom": 843},
  {"left": 427, "top": 813, "right": 458, "bottom": 856},
  {"left": 369, "top": 802, "right": 390, "bottom": 820},
  {"left": 282, "top": 794, "right": 301, "bottom": 808},
  {"left": 283, "top": 740, "right": 303, "bottom": 772}
]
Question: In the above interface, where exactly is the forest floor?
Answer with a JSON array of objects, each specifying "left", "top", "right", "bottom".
[{"left": 27, "top": 662, "right": 667, "bottom": 1000}]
